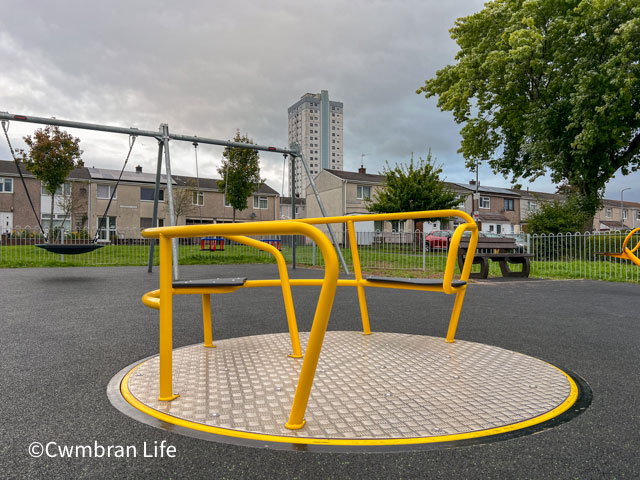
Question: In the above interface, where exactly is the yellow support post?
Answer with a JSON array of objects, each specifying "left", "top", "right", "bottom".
[
  {"left": 226, "top": 235, "right": 302, "bottom": 358},
  {"left": 347, "top": 220, "right": 371, "bottom": 335},
  {"left": 158, "top": 234, "right": 179, "bottom": 402},
  {"left": 284, "top": 228, "right": 339, "bottom": 430},
  {"left": 445, "top": 287, "right": 467, "bottom": 343},
  {"left": 201, "top": 294, "right": 214, "bottom": 348}
]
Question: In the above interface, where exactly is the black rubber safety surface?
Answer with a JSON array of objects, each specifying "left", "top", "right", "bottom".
[{"left": 1, "top": 265, "right": 638, "bottom": 479}]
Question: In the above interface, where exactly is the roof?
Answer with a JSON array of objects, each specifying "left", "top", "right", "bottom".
[
  {"left": 0, "top": 160, "right": 34, "bottom": 177},
  {"left": 452, "top": 182, "right": 519, "bottom": 197},
  {"left": 512, "top": 189, "right": 562, "bottom": 202},
  {"left": 599, "top": 220, "right": 626, "bottom": 229},
  {"left": 68, "top": 166, "right": 91, "bottom": 180},
  {"left": 86, "top": 167, "right": 175, "bottom": 185},
  {"left": 601, "top": 198, "right": 640, "bottom": 209},
  {"left": 324, "top": 169, "right": 385, "bottom": 184},
  {"left": 280, "top": 196, "right": 306, "bottom": 206},
  {"left": 173, "top": 174, "right": 278, "bottom": 196}
]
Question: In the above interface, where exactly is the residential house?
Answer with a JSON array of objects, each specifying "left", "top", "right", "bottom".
[
  {"left": 279, "top": 196, "right": 306, "bottom": 219},
  {"left": 0, "top": 161, "right": 41, "bottom": 233},
  {"left": 449, "top": 182, "right": 521, "bottom": 234},
  {"left": 594, "top": 198, "right": 640, "bottom": 231},
  {"left": 510, "top": 189, "right": 563, "bottom": 231},
  {"left": 0, "top": 160, "right": 280, "bottom": 238},
  {"left": 305, "top": 168, "right": 390, "bottom": 242}
]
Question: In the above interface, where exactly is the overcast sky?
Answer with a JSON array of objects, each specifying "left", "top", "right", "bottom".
[{"left": 1, "top": 0, "right": 638, "bottom": 202}]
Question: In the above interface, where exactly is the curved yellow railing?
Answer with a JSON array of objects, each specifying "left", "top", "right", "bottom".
[
  {"left": 142, "top": 220, "right": 339, "bottom": 429},
  {"left": 140, "top": 210, "right": 478, "bottom": 429},
  {"left": 597, "top": 227, "right": 640, "bottom": 267}
]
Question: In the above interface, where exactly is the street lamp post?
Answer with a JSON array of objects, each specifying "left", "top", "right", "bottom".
[{"left": 621, "top": 187, "right": 631, "bottom": 230}]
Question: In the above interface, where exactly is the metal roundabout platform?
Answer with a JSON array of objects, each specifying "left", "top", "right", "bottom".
[{"left": 109, "top": 331, "right": 590, "bottom": 452}]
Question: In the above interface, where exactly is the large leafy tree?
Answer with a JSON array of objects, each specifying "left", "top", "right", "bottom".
[
  {"left": 417, "top": 0, "right": 640, "bottom": 218},
  {"left": 217, "top": 130, "right": 263, "bottom": 222},
  {"left": 368, "top": 151, "right": 460, "bottom": 222},
  {"left": 19, "top": 126, "right": 83, "bottom": 241}
]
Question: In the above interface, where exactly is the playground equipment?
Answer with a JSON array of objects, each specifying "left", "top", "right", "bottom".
[
  {"left": 112, "top": 209, "right": 586, "bottom": 449},
  {"left": 1, "top": 118, "right": 138, "bottom": 255},
  {"left": 0, "top": 111, "right": 348, "bottom": 276},
  {"left": 596, "top": 228, "right": 640, "bottom": 267}
]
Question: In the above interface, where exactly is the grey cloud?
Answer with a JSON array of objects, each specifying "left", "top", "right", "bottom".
[{"left": 1, "top": 0, "right": 637, "bottom": 202}]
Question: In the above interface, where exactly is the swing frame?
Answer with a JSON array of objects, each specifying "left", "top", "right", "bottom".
[{"left": 0, "top": 111, "right": 346, "bottom": 275}]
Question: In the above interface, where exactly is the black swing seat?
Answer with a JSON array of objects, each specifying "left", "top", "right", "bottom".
[
  {"left": 36, "top": 244, "right": 105, "bottom": 255},
  {"left": 172, "top": 277, "right": 247, "bottom": 288},
  {"left": 366, "top": 276, "right": 467, "bottom": 288}
]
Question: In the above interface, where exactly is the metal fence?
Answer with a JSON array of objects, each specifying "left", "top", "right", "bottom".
[{"left": 1, "top": 227, "right": 638, "bottom": 283}]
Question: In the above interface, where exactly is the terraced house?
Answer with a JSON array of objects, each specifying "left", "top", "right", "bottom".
[{"left": 0, "top": 160, "right": 279, "bottom": 238}]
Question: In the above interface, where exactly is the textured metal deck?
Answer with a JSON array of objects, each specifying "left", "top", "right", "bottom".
[{"left": 123, "top": 331, "right": 574, "bottom": 442}]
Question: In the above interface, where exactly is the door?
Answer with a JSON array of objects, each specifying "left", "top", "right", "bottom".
[{"left": 1, "top": 212, "right": 12, "bottom": 234}]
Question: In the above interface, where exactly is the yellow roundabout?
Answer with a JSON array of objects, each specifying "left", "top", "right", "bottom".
[{"left": 116, "top": 331, "right": 582, "bottom": 450}]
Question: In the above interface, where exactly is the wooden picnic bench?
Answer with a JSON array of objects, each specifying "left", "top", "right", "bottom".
[{"left": 458, "top": 237, "right": 533, "bottom": 279}]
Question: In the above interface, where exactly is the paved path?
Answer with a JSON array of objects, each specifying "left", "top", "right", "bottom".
[{"left": 1, "top": 265, "right": 638, "bottom": 479}]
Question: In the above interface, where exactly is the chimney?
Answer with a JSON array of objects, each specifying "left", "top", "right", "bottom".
[
  {"left": 135, "top": 165, "right": 142, "bottom": 173},
  {"left": 358, "top": 167, "right": 367, "bottom": 174},
  {"left": 469, "top": 180, "right": 476, "bottom": 185}
]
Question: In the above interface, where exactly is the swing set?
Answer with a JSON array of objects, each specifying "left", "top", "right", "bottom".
[
  {"left": 2, "top": 118, "right": 137, "bottom": 255},
  {"left": 0, "top": 111, "right": 347, "bottom": 274}
]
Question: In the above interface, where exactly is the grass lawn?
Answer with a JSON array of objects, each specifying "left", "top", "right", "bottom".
[{"left": 0, "top": 243, "right": 638, "bottom": 283}]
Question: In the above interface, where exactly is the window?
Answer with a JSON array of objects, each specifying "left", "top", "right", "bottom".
[
  {"left": 528, "top": 201, "right": 537, "bottom": 212},
  {"left": 192, "top": 191, "right": 204, "bottom": 206},
  {"left": 636, "top": 210, "right": 640, "bottom": 220},
  {"left": 97, "top": 216, "right": 117, "bottom": 241},
  {"left": 391, "top": 220, "right": 405, "bottom": 232},
  {"left": 374, "top": 220, "right": 384, "bottom": 232},
  {"left": 140, "top": 187, "right": 164, "bottom": 202},
  {"left": 0, "top": 177, "right": 13, "bottom": 193},
  {"left": 42, "top": 182, "right": 70, "bottom": 196},
  {"left": 605, "top": 208, "right": 612, "bottom": 218},
  {"left": 140, "top": 217, "right": 164, "bottom": 229},
  {"left": 186, "top": 218, "right": 210, "bottom": 225},
  {"left": 479, "top": 196, "right": 490, "bottom": 209},
  {"left": 504, "top": 198, "right": 514, "bottom": 211},
  {"left": 622, "top": 209, "right": 628, "bottom": 220},
  {"left": 253, "top": 196, "right": 268, "bottom": 209},
  {"left": 357, "top": 185, "right": 371, "bottom": 200},
  {"left": 97, "top": 184, "right": 117, "bottom": 199}
]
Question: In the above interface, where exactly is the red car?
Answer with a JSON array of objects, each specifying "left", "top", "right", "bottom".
[{"left": 424, "top": 230, "right": 452, "bottom": 251}]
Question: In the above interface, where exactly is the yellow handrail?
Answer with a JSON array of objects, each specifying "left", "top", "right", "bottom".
[
  {"left": 142, "top": 220, "right": 339, "bottom": 429},
  {"left": 597, "top": 227, "right": 640, "bottom": 267},
  {"left": 140, "top": 210, "right": 478, "bottom": 429}
]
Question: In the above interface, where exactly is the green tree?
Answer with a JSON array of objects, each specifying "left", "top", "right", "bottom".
[
  {"left": 18, "top": 126, "right": 83, "bottom": 241},
  {"left": 217, "top": 130, "right": 263, "bottom": 222},
  {"left": 367, "top": 151, "right": 460, "bottom": 226},
  {"left": 417, "top": 0, "right": 640, "bottom": 218},
  {"left": 524, "top": 195, "right": 591, "bottom": 234}
]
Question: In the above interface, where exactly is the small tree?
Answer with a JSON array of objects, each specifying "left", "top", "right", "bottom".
[
  {"left": 55, "top": 184, "right": 85, "bottom": 239},
  {"left": 18, "top": 126, "right": 82, "bottom": 242},
  {"left": 172, "top": 179, "right": 198, "bottom": 224},
  {"left": 217, "top": 130, "right": 263, "bottom": 222},
  {"left": 368, "top": 151, "right": 460, "bottom": 228},
  {"left": 524, "top": 196, "right": 591, "bottom": 234}
]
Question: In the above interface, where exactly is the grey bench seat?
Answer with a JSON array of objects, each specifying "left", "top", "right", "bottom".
[
  {"left": 366, "top": 276, "right": 467, "bottom": 288},
  {"left": 172, "top": 277, "right": 247, "bottom": 288}
]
